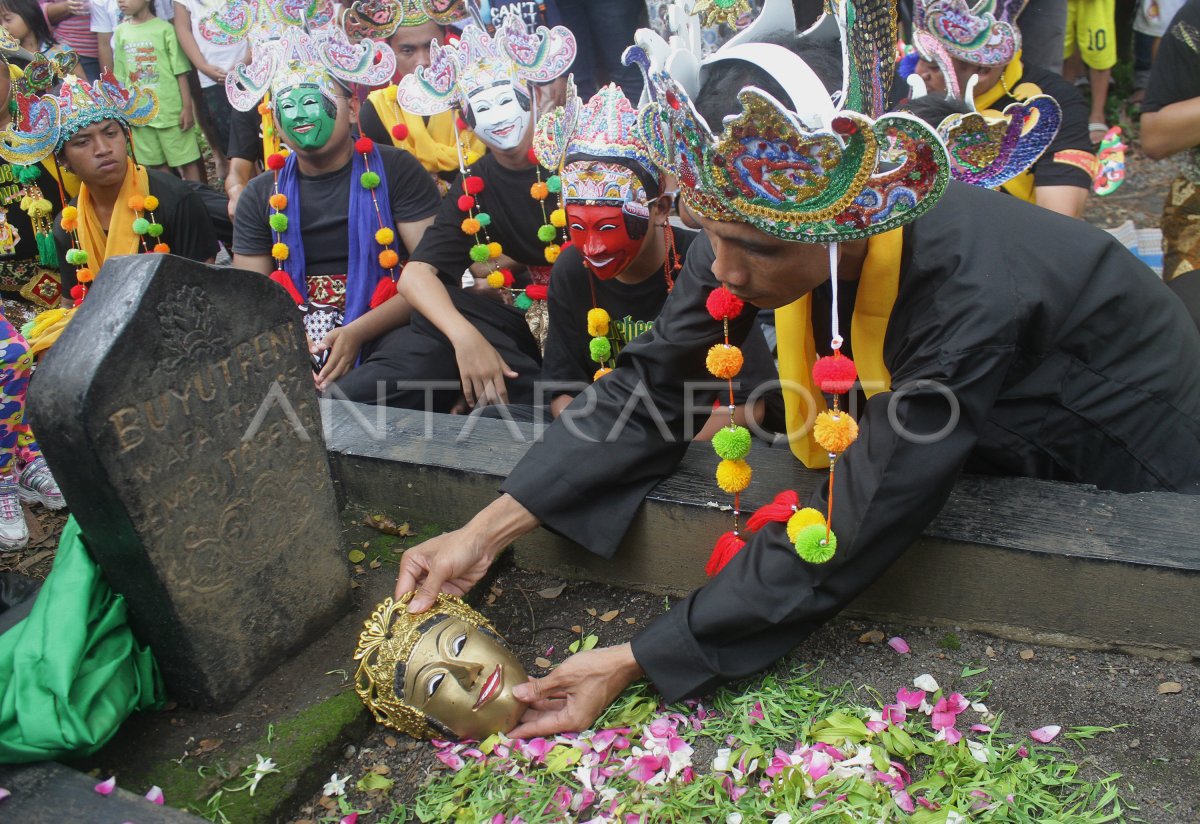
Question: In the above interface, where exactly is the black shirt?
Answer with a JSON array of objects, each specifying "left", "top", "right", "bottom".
[
  {"left": 53, "top": 168, "right": 220, "bottom": 291},
  {"left": 991, "top": 63, "right": 1092, "bottom": 189},
  {"left": 411, "top": 154, "right": 555, "bottom": 287},
  {"left": 0, "top": 160, "right": 62, "bottom": 295},
  {"left": 231, "top": 144, "right": 440, "bottom": 276},
  {"left": 1143, "top": 0, "right": 1200, "bottom": 116}
]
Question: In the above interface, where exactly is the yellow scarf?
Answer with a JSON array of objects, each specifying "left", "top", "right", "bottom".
[
  {"left": 976, "top": 55, "right": 1039, "bottom": 203},
  {"left": 77, "top": 158, "right": 150, "bottom": 273},
  {"left": 774, "top": 229, "right": 903, "bottom": 469},
  {"left": 367, "top": 86, "right": 485, "bottom": 175}
]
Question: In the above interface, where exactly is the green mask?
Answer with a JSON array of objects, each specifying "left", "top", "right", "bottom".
[{"left": 276, "top": 85, "right": 337, "bottom": 150}]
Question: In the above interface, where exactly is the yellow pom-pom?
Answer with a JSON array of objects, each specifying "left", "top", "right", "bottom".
[
  {"left": 61, "top": 205, "right": 78, "bottom": 221},
  {"left": 385, "top": 85, "right": 398, "bottom": 101},
  {"left": 75, "top": 267, "right": 94, "bottom": 283},
  {"left": 378, "top": 249, "right": 400, "bottom": 269},
  {"left": 269, "top": 193, "right": 288, "bottom": 210},
  {"left": 486, "top": 270, "right": 505, "bottom": 288},
  {"left": 550, "top": 208, "right": 567, "bottom": 228},
  {"left": 813, "top": 410, "right": 859, "bottom": 454},
  {"left": 786, "top": 507, "right": 826, "bottom": 544},
  {"left": 126, "top": 195, "right": 145, "bottom": 212},
  {"left": 465, "top": 150, "right": 481, "bottom": 165},
  {"left": 143, "top": 195, "right": 159, "bottom": 211},
  {"left": 530, "top": 181, "right": 549, "bottom": 200},
  {"left": 587, "top": 307, "right": 611, "bottom": 337},
  {"left": 715, "top": 458, "right": 752, "bottom": 494},
  {"left": 488, "top": 241, "right": 503, "bottom": 259},
  {"left": 272, "top": 242, "right": 289, "bottom": 260},
  {"left": 706, "top": 344, "right": 744, "bottom": 379},
  {"left": 375, "top": 227, "right": 395, "bottom": 245},
  {"left": 461, "top": 217, "right": 481, "bottom": 234},
  {"left": 593, "top": 367, "right": 613, "bottom": 381},
  {"left": 544, "top": 243, "right": 561, "bottom": 263}
]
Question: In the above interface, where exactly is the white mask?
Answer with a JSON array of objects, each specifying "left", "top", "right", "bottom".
[{"left": 466, "top": 82, "right": 530, "bottom": 150}]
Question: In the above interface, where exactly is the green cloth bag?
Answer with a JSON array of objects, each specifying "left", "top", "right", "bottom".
[{"left": 0, "top": 516, "right": 164, "bottom": 763}]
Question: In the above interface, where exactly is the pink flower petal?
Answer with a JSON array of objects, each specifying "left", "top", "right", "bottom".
[
  {"left": 887, "top": 637, "right": 910, "bottom": 654},
  {"left": 893, "top": 791, "right": 916, "bottom": 813},
  {"left": 341, "top": 815, "right": 359, "bottom": 824},
  {"left": 917, "top": 797, "right": 939, "bottom": 810},
  {"left": 1017, "top": 746, "right": 1029, "bottom": 758},
  {"left": 94, "top": 776, "right": 117, "bottom": 795},
  {"left": 491, "top": 815, "right": 506, "bottom": 824},
  {"left": 896, "top": 688, "right": 925, "bottom": 709},
  {"left": 0, "top": 787, "right": 9, "bottom": 801},
  {"left": 145, "top": 785, "right": 164, "bottom": 805},
  {"left": 970, "top": 724, "right": 992, "bottom": 733},
  {"left": 1030, "top": 725, "right": 1062, "bottom": 743},
  {"left": 882, "top": 704, "right": 907, "bottom": 725},
  {"left": 865, "top": 719, "right": 887, "bottom": 733},
  {"left": 931, "top": 711, "right": 957, "bottom": 730}
]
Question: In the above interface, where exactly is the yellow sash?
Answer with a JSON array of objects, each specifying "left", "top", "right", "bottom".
[
  {"left": 77, "top": 158, "right": 150, "bottom": 273},
  {"left": 775, "top": 229, "right": 903, "bottom": 468},
  {"left": 366, "top": 86, "right": 485, "bottom": 175}
]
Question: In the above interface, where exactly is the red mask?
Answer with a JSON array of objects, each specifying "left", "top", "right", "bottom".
[{"left": 567, "top": 204, "right": 645, "bottom": 280}]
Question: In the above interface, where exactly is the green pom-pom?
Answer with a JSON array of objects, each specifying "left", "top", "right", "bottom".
[
  {"left": 12, "top": 164, "right": 41, "bottom": 183},
  {"left": 360, "top": 171, "right": 381, "bottom": 189},
  {"left": 794, "top": 523, "right": 836, "bottom": 563},
  {"left": 75, "top": 249, "right": 87, "bottom": 264},
  {"left": 537, "top": 223, "right": 556, "bottom": 243},
  {"left": 147, "top": 222, "right": 164, "bottom": 237},
  {"left": 64, "top": 248, "right": 80, "bottom": 265},
  {"left": 269, "top": 213, "right": 289, "bottom": 232},
  {"left": 712, "top": 425, "right": 752, "bottom": 461},
  {"left": 546, "top": 175, "right": 561, "bottom": 193},
  {"left": 469, "top": 243, "right": 491, "bottom": 263},
  {"left": 589, "top": 335, "right": 611, "bottom": 363},
  {"left": 476, "top": 212, "right": 492, "bottom": 227},
  {"left": 131, "top": 217, "right": 150, "bottom": 235},
  {"left": 514, "top": 293, "right": 532, "bottom": 311}
]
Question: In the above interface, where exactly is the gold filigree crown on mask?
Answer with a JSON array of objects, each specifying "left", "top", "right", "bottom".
[{"left": 353, "top": 593, "right": 501, "bottom": 739}]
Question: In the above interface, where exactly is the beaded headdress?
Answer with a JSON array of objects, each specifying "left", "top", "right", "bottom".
[
  {"left": 223, "top": 25, "right": 396, "bottom": 112},
  {"left": 0, "top": 70, "right": 158, "bottom": 164},
  {"left": 199, "top": 0, "right": 334, "bottom": 45},
  {"left": 908, "top": 74, "right": 1060, "bottom": 189},
  {"left": 535, "top": 83, "right": 659, "bottom": 217},
  {"left": 396, "top": 13, "right": 575, "bottom": 116},
  {"left": 353, "top": 593, "right": 504, "bottom": 740},
  {"left": 914, "top": 0, "right": 1022, "bottom": 72}
]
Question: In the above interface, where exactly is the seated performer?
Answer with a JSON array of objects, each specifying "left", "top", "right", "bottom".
[
  {"left": 911, "top": 0, "right": 1093, "bottom": 218},
  {"left": 392, "top": 2, "right": 1200, "bottom": 737},
  {"left": 353, "top": 593, "right": 528, "bottom": 741},
  {"left": 322, "top": 14, "right": 576, "bottom": 411},
  {"left": 529, "top": 81, "right": 777, "bottom": 434},
  {"left": 228, "top": 25, "right": 441, "bottom": 361},
  {"left": 357, "top": 0, "right": 488, "bottom": 192}
]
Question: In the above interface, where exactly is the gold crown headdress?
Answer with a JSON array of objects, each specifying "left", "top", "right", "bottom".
[
  {"left": 914, "top": 0, "right": 1025, "bottom": 78},
  {"left": 339, "top": 0, "right": 467, "bottom": 42},
  {"left": 353, "top": 593, "right": 503, "bottom": 740}
]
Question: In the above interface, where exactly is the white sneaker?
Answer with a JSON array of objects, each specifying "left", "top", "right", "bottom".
[
  {"left": 18, "top": 456, "right": 65, "bottom": 510},
  {"left": 0, "top": 473, "right": 28, "bottom": 551}
]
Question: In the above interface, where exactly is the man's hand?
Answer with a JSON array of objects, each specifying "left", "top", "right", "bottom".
[
  {"left": 454, "top": 330, "right": 517, "bottom": 408},
  {"left": 508, "top": 645, "right": 644, "bottom": 738},
  {"left": 314, "top": 326, "right": 363, "bottom": 391},
  {"left": 395, "top": 526, "right": 498, "bottom": 612}
]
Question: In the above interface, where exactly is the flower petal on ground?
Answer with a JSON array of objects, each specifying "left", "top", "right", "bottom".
[
  {"left": 896, "top": 688, "right": 925, "bottom": 709},
  {"left": 887, "top": 637, "right": 910, "bottom": 654},
  {"left": 1030, "top": 725, "right": 1062, "bottom": 743},
  {"left": 0, "top": 787, "right": 9, "bottom": 801},
  {"left": 94, "top": 776, "right": 116, "bottom": 795},
  {"left": 913, "top": 674, "right": 940, "bottom": 692},
  {"left": 145, "top": 785, "right": 164, "bottom": 804},
  {"left": 341, "top": 815, "right": 359, "bottom": 824}
]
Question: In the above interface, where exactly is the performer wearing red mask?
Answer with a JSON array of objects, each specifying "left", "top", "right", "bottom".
[{"left": 530, "top": 83, "right": 778, "bottom": 433}]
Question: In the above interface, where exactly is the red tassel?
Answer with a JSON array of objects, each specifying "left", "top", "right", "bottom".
[
  {"left": 705, "top": 531, "right": 746, "bottom": 577},
  {"left": 745, "top": 490, "right": 799, "bottom": 532},
  {"left": 268, "top": 269, "right": 303, "bottom": 305},
  {"left": 370, "top": 276, "right": 398, "bottom": 309}
]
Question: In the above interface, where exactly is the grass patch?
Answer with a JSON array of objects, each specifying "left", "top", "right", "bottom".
[{"left": 938, "top": 632, "right": 962, "bottom": 651}]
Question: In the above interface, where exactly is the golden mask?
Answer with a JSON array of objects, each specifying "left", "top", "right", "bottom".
[{"left": 353, "top": 593, "right": 527, "bottom": 740}]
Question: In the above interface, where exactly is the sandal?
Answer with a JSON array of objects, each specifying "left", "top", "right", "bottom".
[{"left": 1089, "top": 122, "right": 1109, "bottom": 146}]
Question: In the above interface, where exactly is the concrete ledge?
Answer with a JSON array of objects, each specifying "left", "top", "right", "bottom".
[{"left": 323, "top": 400, "right": 1200, "bottom": 659}]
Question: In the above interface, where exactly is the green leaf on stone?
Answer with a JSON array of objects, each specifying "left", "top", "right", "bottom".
[
  {"left": 348, "top": 549, "right": 366, "bottom": 563},
  {"left": 357, "top": 772, "right": 395, "bottom": 793}
]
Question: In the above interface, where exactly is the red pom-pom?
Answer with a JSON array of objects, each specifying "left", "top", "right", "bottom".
[
  {"left": 456, "top": 116, "right": 468, "bottom": 132},
  {"left": 525, "top": 283, "right": 548, "bottom": 301},
  {"left": 268, "top": 269, "right": 303, "bottom": 304},
  {"left": 526, "top": 148, "right": 539, "bottom": 165},
  {"left": 370, "top": 275, "right": 398, "bottom": 309},
  {"left": 354, "top": 136, "right": 375, "bottom": 154},
  {"left": 705, "top": 530, "right": 747, "bottom": 577},
  {"left": 500, "top": 268, "right": 514, "bottom": 287},
  {"left": 266, "top": 153, "right": 286, "bottom": 171},
  {"left": 390, "top": 123, "right": 410, "bottom": 141},
  {"left": 706, "top": 286, "right": 744, "bottom": 321},
  {"left": 457, "top": 194, "right": 475, "bottom": 211},
  {"left": 745, "top": 490, "right": 800, "bottom": 532},
  {"left": 463, "top": 175, "right": 484, "bottom": 195},
  {"left": 69, "top": 283, "right": 86, "bottom": 301},
  {"left": 812, "top": 353, "right": 858, "bottom": 394}
]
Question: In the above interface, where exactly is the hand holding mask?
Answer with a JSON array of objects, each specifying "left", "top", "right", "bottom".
[{"left": 353, "top": 593, "right": 529, "bottom": 740}]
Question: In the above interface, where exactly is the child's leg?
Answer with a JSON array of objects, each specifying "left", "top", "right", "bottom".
[
  {"left": 164, "top": 125, "right": 205, "bottom": 183},
  {"left": 1079, "top": 0, "right": 1118, "bottom": 140}
]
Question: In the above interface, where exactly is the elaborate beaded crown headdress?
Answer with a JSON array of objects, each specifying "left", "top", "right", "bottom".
[
  {"left": 199, "top": 0, "right": 334, "bottom": 45},
  {"left": 0, "top": 70, "right": 158, "bottom": 163},
  {"left": 914, "top": 0, "right": 1025, "bottom": 77},
  {"left": 396, "top": 12, "right": 575, "bottom": 115},
  {"left": 353, "top": 593, "right": 503, "bottom": 740},
  {"left": 535, "top": 83, "right": 660, "bottom": 216},
  {"left": 338, "top": 0, "right": 466, "bottom": 42}
]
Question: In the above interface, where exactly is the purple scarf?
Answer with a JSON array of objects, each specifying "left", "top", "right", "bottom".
[{"left": 276, "top": 144, "right": 397, "bottom": 325}]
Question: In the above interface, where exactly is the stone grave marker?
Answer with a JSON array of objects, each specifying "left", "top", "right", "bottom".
[{"left": 28, "top": 255, "right": 350, "bottom": 709}]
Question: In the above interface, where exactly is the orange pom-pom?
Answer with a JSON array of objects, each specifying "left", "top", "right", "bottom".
[
  {"left": 461, "top": 217, "right": 481, "bottom": 234},
  {"left": 60, "top": 217, "right": 77, "bottom": 232},
  {"left": 153, "top": 243, "right": 170, "bottom": 253},
  {"left": 812, "top": 352, "right": 858, "bottom": 394},
  {"left": 593, "top": 366, "right": 613, "bottom": 381},
  {"left": 75, "top": 267, "right": 94, "bottom": 283},
  {"left": 705, "top": 530, "right": 746, "bottom": 577},
  {"left": 126, "top": 195, "right": 145, "bottom": 212},
  {"left": 269, "top": 193, "right": 288, "bottom": 210},
  {"left": 378, "top": 249, "right": 400, "bottom": 269},
  {"left": 706, "top": 344, "right": 744, "bottom": 379},
  {"left": 813, "top": 410, "right": 859, "bottom": 454},
  {"left": 530, "top": 181, "right": 549, "bottom": 200}
]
